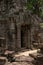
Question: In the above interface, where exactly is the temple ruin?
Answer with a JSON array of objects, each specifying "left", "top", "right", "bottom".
[{"left": 0, "top": 0, "right": 42, "bottom": 52}]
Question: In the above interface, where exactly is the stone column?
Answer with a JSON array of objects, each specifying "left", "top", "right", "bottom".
[
  {"left": 5, "top": 34, "right": 8, "bottom": 50},
  {"left": 12, "top": 33, "right": 16, "bottom": 50},
  {"left": 16, "top": 25, "right": 21, "bottom": 51},
  {"left": 10, "top": 18, "right": 16, "bottom": 51},
  {"left": 28, "top": 30, "right": 31, "bottom": 48}
]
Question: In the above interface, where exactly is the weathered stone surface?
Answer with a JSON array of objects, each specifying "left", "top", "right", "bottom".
[
  {"left": 29, "top": 50, "right": 43, "bottom": 65},
  {"left": 15, "top": 55, "right": 34, "bottom": 62},
  {"left": 0, "top": 0, "right": 42, "bottom": 52},
  {"left": 12, "top": 62, "right": 32, "bottom": 65}
]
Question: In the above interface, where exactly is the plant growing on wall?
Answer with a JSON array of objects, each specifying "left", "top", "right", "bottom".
[{"left": 26, "top": 0, "right": 43, "bottom": 17}]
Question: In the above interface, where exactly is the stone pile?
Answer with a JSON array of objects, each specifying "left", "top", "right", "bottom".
[{"left": 29, "top": 47, "right": 43, "bottom": 65}]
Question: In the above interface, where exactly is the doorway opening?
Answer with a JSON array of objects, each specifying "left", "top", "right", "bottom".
[{"left": 21, "top": 25, "right": 29, "bottom": 48}]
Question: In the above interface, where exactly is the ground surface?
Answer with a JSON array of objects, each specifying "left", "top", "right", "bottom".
[
  {"left": 5, "top": 56, "right": 34, "bottom": 65},
  {"left": 4, "top": 49, "right": 40, "bottom": 65}
]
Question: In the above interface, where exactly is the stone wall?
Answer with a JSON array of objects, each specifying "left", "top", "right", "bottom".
[{"left": 0, "top": 0, "right": 42, "bottom": 51}]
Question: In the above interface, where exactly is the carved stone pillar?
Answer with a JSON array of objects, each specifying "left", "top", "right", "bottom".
[
  {"left": 10, "top": 18, "right": 16, "bottom": 50},
  {"left": 28, "top": 30, "right": 31, "bottom": 48},
  {"left": 16, "top": 25, "right": 21, "bottom": 51}
]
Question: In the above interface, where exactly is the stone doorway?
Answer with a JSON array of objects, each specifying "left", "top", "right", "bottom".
[{"left": 21, "top": 25, "right": 30, "bottom": 48}]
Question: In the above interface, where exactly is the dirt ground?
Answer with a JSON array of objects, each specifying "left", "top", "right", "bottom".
[
  {"left": 7, "top": 56, "right": 34, "bottom": 65},
  {"left": 5, "top": 49, "right": 40, "bottom": 65}
]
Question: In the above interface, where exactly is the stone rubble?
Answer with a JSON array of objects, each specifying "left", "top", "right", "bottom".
[
  {"left": 5, "top": 55, "right": 34, "bottom": 65},
  {"left": 15, "top": 55, "right": 34, "bottom": 62}
]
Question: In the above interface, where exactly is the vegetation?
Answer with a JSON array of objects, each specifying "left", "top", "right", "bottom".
[
  {"left": 26, "top": 0, "right": 43, "bottom": 18},
  {"left": 40, "top": 23, "right": 43, "bottom": 28}
]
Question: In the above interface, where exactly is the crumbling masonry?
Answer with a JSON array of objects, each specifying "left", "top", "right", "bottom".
[{"left": 0, "top": 0, "right": 42, "bottom": 51}]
